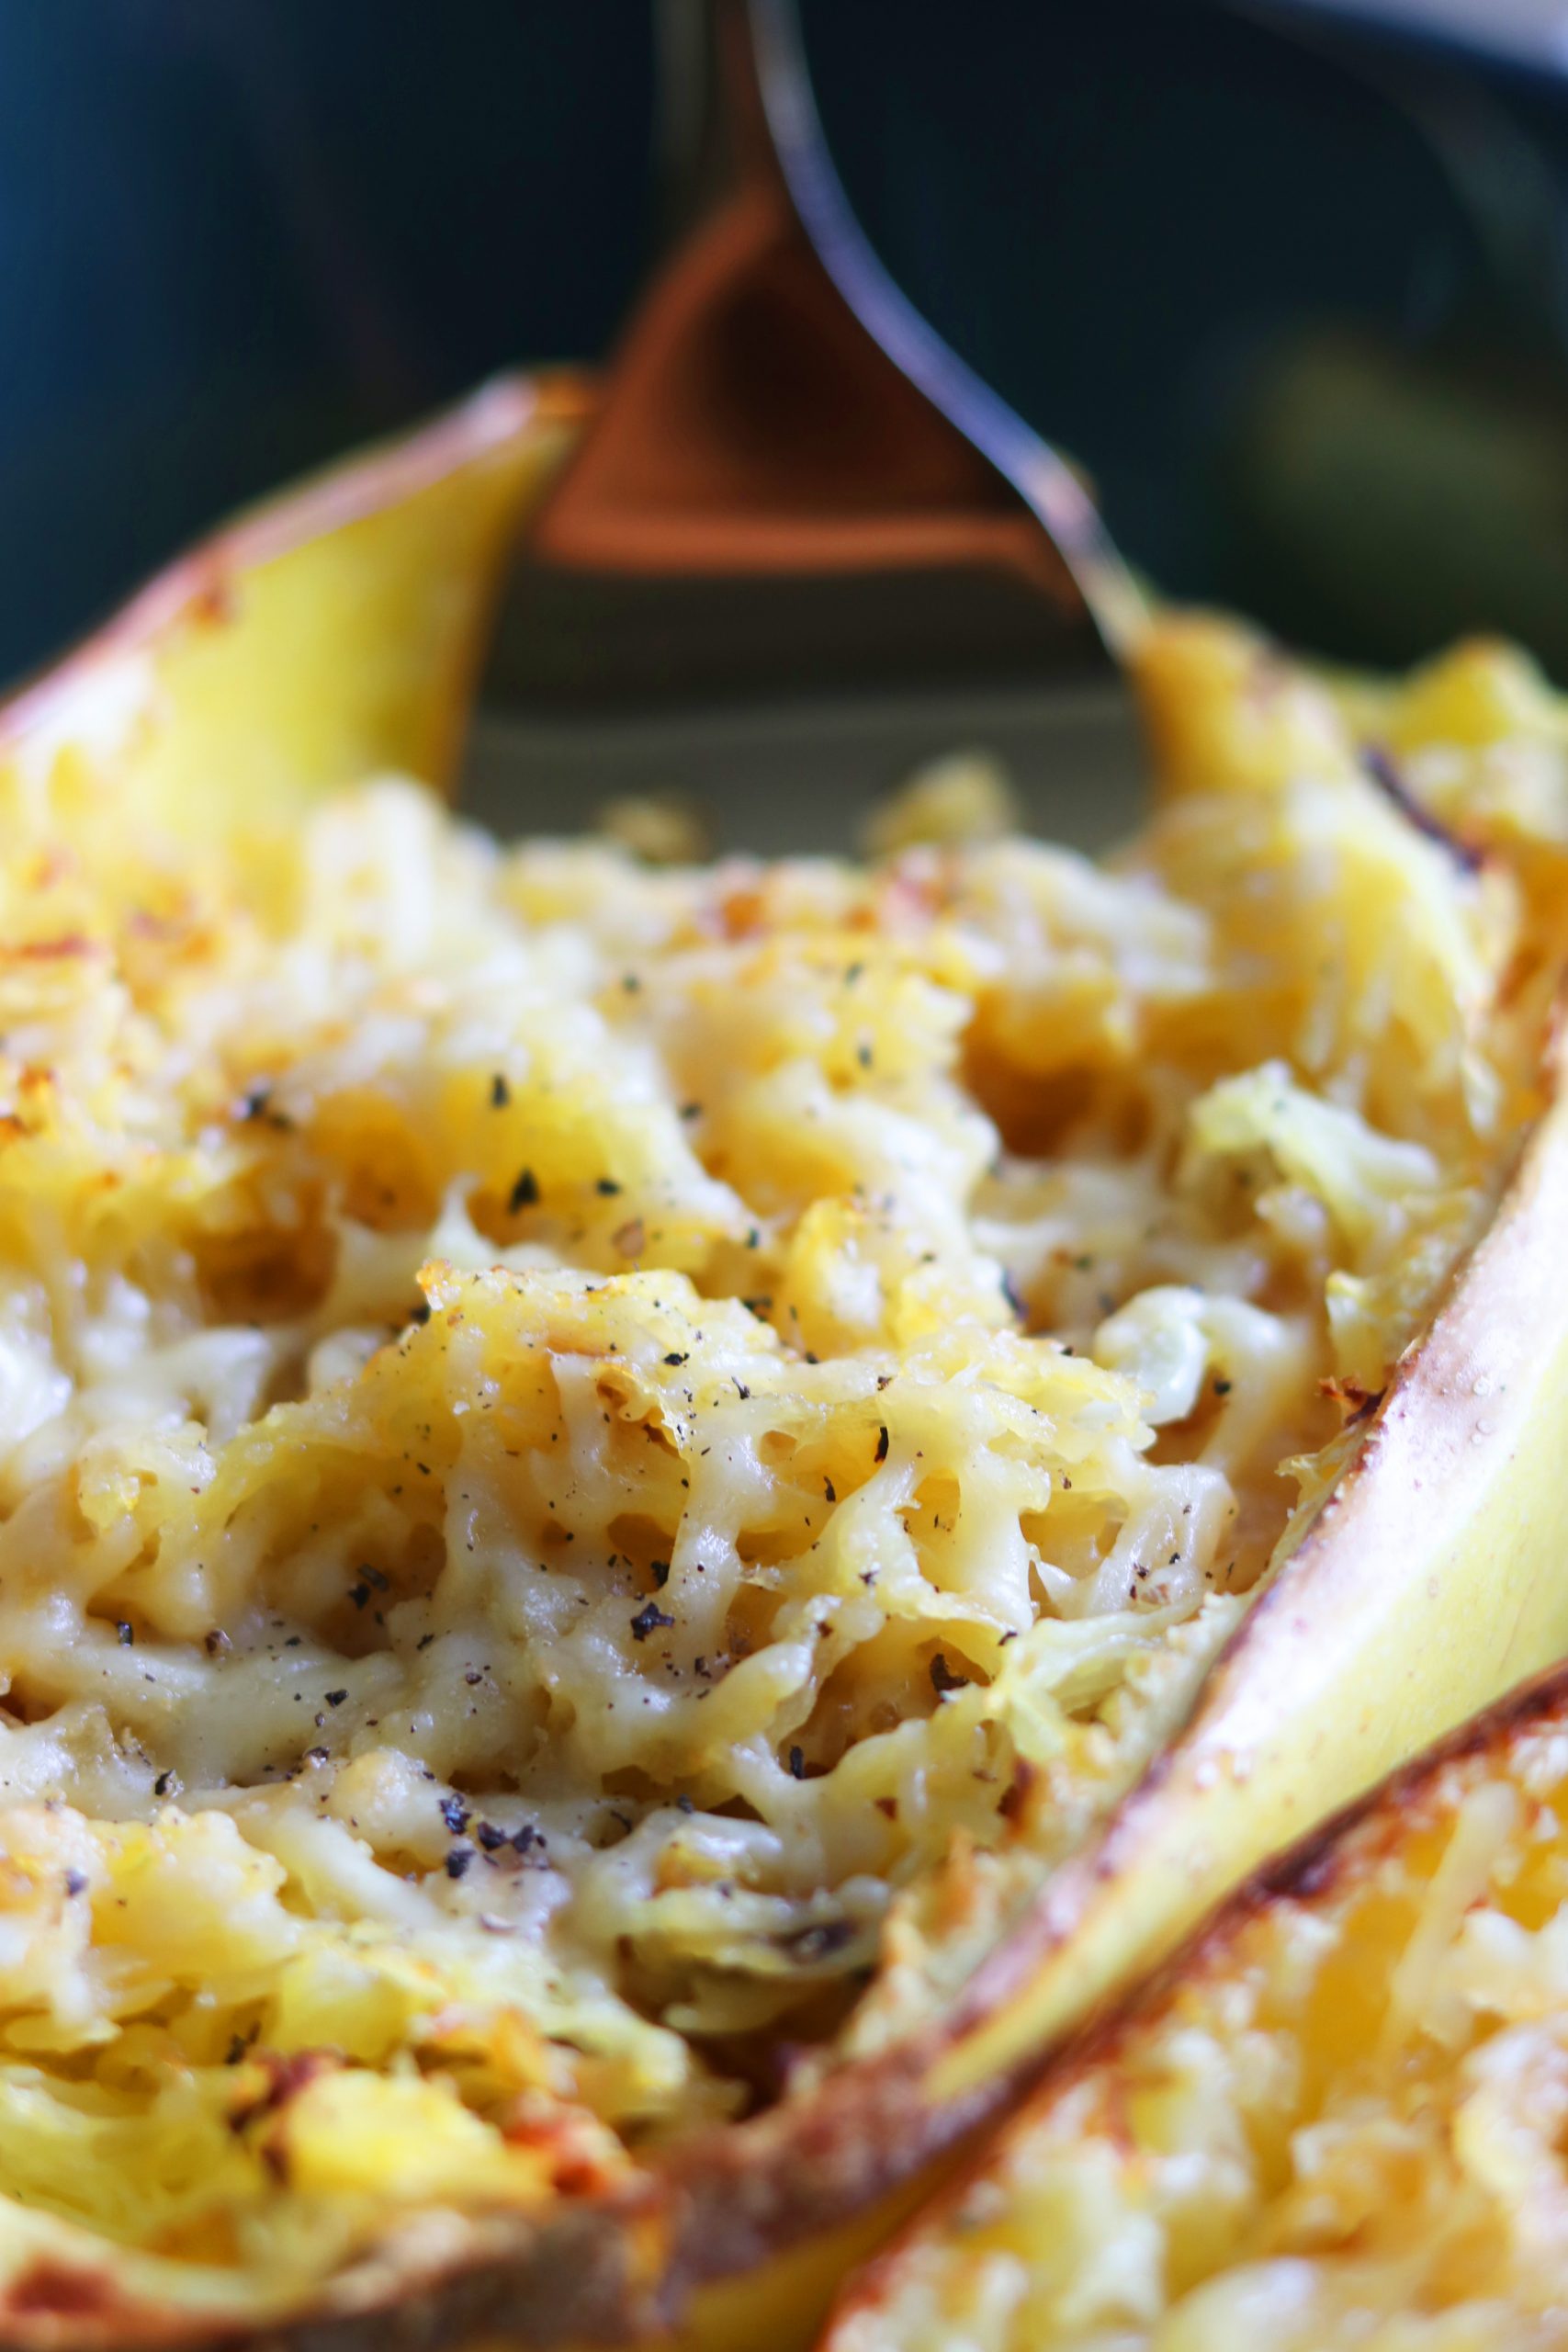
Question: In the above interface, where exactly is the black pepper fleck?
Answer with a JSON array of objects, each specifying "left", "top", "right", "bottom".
[{"left": 781, "top": 1919, "right": 853, "bottom": 1962}]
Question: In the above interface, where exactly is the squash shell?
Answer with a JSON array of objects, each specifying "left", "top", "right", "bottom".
[{"left": 0, "top": 390, "right": 1562, "bottom": 2351}]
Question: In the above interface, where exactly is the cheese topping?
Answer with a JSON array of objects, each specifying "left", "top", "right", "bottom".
[
  {"left": 0, "top": 624, "right": 1544, "bottom": 2312},
  {"left": 827, "top": 1705, "right": 1568, "bottom": 2352}
]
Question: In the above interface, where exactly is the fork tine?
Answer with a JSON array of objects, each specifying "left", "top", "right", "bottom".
[{"left": 748, "top": 0, "right": 1152, "bottom": 658}]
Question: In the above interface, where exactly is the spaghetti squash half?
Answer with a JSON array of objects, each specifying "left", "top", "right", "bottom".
[
  {"left": 0, "top": 394, "right": 1561, "bottom": 2345},
  {"left": 821, "top": 1663, "right": 1568, "bottom": 2352}
]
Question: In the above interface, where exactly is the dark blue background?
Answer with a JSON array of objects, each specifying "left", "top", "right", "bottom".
[
  {"left": 5, "top": 0, "right": 1568, "bottom": 684},
  {"left": 0, "top": 1, "right": 655, "bottom": 679}
]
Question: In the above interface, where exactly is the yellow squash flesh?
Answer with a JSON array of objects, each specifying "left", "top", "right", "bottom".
[
  {"left": 657, "top": 632, "right": 1568, "bottom": 2352},
  {"left": 0, "top": 393, "right": 1563, "bottom": 2352},
  {"left": 819, "top": 1660, "right": 1568, "bottom": 2350}
]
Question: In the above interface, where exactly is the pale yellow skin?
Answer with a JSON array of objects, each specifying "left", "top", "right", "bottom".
[
  {"left": 0, "top": 396, "right": 1566, "bottom": 2351},
  {"left": 0, "top": 369, "right": 590, "bottom": 832}
]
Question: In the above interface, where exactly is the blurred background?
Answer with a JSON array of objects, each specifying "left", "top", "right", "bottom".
[{"left": 7, "top": 0, "right": 1568, "bottom": 841}]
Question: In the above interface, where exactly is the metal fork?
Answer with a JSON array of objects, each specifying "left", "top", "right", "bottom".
[{"left": 747, "top": 0, "right": 1151, "bottom": 660}]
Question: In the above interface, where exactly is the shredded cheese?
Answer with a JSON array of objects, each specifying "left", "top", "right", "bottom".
[{"left": 0, "top": 618, "right": 1544, "bottom": 2312}]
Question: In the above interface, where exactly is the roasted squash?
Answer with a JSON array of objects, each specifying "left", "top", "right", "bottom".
[
  {"left": 819, "top": 1657, "right": 1568, "bottom": 2350},
  {"left": 0, "top": 387, "right": 1561, "bottom": 2351},
  {"left": 0, "top": 369, "right": 592, "bottom": 834}
]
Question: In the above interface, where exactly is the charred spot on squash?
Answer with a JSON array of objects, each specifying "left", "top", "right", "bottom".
[{"left": 6, "top": 2263, "right": 124, "bottom": 2322}]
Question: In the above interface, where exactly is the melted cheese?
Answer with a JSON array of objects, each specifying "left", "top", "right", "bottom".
[{"left": 0, "top": 622, "right": 1544, "bottom": 2312}]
